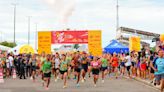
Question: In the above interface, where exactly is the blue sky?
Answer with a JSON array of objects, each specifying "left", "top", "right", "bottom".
[{"left": 0, "top": 0, "right": 164, "bottom": 48}]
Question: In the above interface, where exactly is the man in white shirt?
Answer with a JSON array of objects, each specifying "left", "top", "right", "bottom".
[
  {"left": 125, "top": 53, "right": 132, "bottom": 78},
  {"left": 8, "top": 54, "right": 14, "bottom": 76}
]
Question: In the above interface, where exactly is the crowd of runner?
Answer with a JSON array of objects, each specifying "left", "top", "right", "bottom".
[{"left": 0, "top": 47, "right": 164, "bottom": 92}]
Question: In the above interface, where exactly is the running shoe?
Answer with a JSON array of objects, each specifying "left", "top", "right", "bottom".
[
  {"left": 81, "top": 79, "right": 85, "bottom": 83},
  {"left": 102, "top": 80, "right": 105, "bottom": 83},
  {"left": 45, "top": 87, "right": 49, "bottom": 90},
  {"left": 63, "top": 85, "right": 67, "bottom": 88},
  {"left": 55, "top": 79, "right": 57, "bottom": 82},
  {"left": 76, "top": 84, "right": 80, "bottom": 87},
  {"left": 73, "top": 76, "right": 76, "bottom": 80},
  {"left": 30, "top": 76, "right": 33, "bottom": 80}
]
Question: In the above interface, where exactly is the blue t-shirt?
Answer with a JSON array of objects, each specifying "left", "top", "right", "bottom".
[{"left": 155, "top": 58, "right": 164, "bottom": 75}]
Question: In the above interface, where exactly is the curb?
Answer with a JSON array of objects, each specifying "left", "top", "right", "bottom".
[{"left": 123, "top": 76, "right": 160, "bottom": 91}]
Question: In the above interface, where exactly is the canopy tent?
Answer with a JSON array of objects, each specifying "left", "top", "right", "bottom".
[
  {"left": 104, "top": 40, "right": 129, "bottom": 54},
  {"left": 77, "top": 45, "right": 88, "bottom": 52},
  {"left": 8, "top": 44, "right": 36, "bottom": 55},
  {"left": 57, "top": 45, "right": 74, "bottom": 53},
  {"left": 0, "top": 45, "right": 11, "bottom": 51}
]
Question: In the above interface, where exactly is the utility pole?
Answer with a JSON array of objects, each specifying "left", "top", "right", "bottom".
[
  {"left": 28, "top": 16, "right": 31, "bottom": 45},
  {"left": 0, "top": 31, "right": 2, "bottom": 42},
  {"left": 116, "top": 0, "right": 119, "bottom": 31},
  {"left": 12, "top": 3, "right": 17, "bottom": 44},
  {"left": 35, "top": 23, "right": 38, "bottom": 50}
]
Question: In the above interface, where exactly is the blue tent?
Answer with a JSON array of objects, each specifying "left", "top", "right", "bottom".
[{"left": 104, "top": 40, "right": 129, "bottom": 54}]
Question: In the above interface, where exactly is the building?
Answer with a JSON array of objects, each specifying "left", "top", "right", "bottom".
[{"left": 116, "top": 27, "right": 160, "bottom": 47}]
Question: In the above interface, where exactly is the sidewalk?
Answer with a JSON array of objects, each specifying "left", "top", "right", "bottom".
[{"left": 124, "top": 76, "right": 160, "bottom": 90}]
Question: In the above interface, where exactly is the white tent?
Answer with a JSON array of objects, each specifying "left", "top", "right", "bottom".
[
  {"left": 0, "top": 45, "right": 11, "bottom": 51},
  {"left": 77, "top": 45, "right": 88, "bottom": 52},
  {"left": 8, "top": 45, "right": 37, "bottom": 55},
  {"left": 57, "top": 45, "right": 74, "bottom": 52},
  {"left": 8, "top": 45, "right": 20, "bottom": 55}
]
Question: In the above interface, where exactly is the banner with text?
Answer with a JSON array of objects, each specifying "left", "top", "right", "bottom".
[
  {"left": 38, "top": 32, "right": 51, "bottom": 54},
  {"left": 88, "top": 30, "right": 102, "bottom": 56},
  {"left": 51, "top": 31, "right": 88, "bottom": 44},
  {"left": 129, "top": 36, "right": 141, "bottom": 52}
]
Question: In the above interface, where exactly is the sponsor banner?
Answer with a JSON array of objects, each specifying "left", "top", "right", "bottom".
[
  {"left": 38, "top": 31, "right": 51, "bottom": 54},
  {"left": 88, "top": 30, "right": 102, "bottom": 56},
  {"left": 51, "top": 31, "right": 88, "bottom": 44},
  {"left": 129, "top": 36, "right": 141, "bottom": 52},
  {"left": 160, "top": 34, "right": 164, "bottom": 42}
]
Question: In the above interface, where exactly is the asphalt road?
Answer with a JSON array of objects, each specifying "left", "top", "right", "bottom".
[{"left": 0, "top": 76, "right": 159, "bottom": 92}]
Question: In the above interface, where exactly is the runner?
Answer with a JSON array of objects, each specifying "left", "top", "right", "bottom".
[
  {"left": 125, "top": 53, "right": 132, "bottom": 78},
  {"left": 53, "top": 52, "right": 60, "bottom": 82},
  {"left": 131, "top": 52, "right": 138, "bottom": 78},
  {"left": 101, "top": 54, "right": 108, "bottom": 83},
  {"left": 40, "top": 52, "right": 46, "bottom": 84},
  {"left": 81, "top": 52, "right": 88, "bottom": 83},
  {"left": 120, "top": 53, "right": 126, "bottom": 77},
  {"left": 151, "top": 49, "right": 164, "bottom": 92},
  {"left": 66, "top": 53, "right": 72, "bottom": 79},
  {"left": 140, "top": 57, "right": 147, "bottom": 79},
  {"left": 30, "top": 54, "right": 37, "bottom": 82},
  {"left": 71, "top": 53, "right": 81, "bottom": 87},
  {"left": 111, "top": 52, "right": 119, "bottom": 79},
  {"left": 88, "top": 53, "right": 94, "bottom": 78},
  {"left": 59, "top": 54, "right": 68, "bottom": 88},
  {"left": 91, "top": 57, "right": 101, "bottom": 87},
  {"left": 42, "top": 54, "right": 52, "bottom": 90}
]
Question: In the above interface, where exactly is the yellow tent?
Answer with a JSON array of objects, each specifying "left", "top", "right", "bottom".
[{"left": 19, "top": 44, "right": 35, "bottom": 54}]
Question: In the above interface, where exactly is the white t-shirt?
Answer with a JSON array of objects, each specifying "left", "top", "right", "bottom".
[
  {"left": 125, "top": 56, "right": 132, "bottom": 66},
  {"left": 6, "top": 59, "right": 10, "bottom": 68},
  {"left": 54, "top": 58, "right": 60, "bottom": 68},
  {"left": 8, "top": 56, "right": 14, "bottom": 67}
]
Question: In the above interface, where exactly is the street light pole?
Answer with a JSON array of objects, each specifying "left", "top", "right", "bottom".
[
  {"left": 35, "top": 23, "right": 38, "bottom": 50},
  {"left": 0, "top": 31, "right": 2, "bottom": 42},
  {"left": 28, "top": 16, "right": 31, "bottom": 45},
  {"left": 12, "top": 3, "right": 17, "bottom": 44},
  {"left": 116, "top": 0, "right": 119, "bottom": 31}
]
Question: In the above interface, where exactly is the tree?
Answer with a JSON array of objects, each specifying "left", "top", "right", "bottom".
[
  {"left": 73, "top": 44, "right": 80, "bottom": 49},
  {"left": 0, "top": 41, "right": 17, "bottom": 48}
]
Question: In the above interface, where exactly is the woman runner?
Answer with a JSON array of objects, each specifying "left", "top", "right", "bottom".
[
  {"left": 30, "top": 54, "right": 37, "bottom": 82},
  {"left": 110, "top": 53, "right": 119, "bottom": 79},
  {"left": 71, "top": 53, "right": 81, "bottom": 87},
  {"left": 66, "top": 53, "right": 72, "bottom": 79},
  {"left": 81, "top": 52, "right": 88, "bottom": 82},
  {"left": 59, "top": 54, "right": 68, "bottom": 88},
  {"left": 91, "top": 57, "right": 101, "bottom": 87},
  {"left": 42, "top": 54, "right": 52, "bottom": 90},
  {"left": 101, "top": 54, "right": 108, "bottom": 83},
  {"left": 54, "top": 53, "right": 60, "bottom": 82},
  {"left": 120, "top": 53, "right": 126, "bottom": 77}
]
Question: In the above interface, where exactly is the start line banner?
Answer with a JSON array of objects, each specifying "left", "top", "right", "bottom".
[{"left": 38, "top": 30, "right": 102, "bottom": 56}]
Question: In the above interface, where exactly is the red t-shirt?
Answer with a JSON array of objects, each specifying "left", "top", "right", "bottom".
[{"left": 112, "top": 57, "right": 119, "bottom": 67}]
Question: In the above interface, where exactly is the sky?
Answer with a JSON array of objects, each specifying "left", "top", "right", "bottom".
[{"left": 0, "top": 0, "right": 164, "bottom": 49}]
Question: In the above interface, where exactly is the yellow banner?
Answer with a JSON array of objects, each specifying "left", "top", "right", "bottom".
[
  {"left": 38, "top": 31, "right": 51, "bottom": 54},
  {"left": 129, "top": 36, "right": 141, "bottom": 52},
  {"left": 160, "top": 34, "right": 164, "bottom": 42},
  {"left": 88, "top": 30, "right": 102, "bottom": 56}
]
